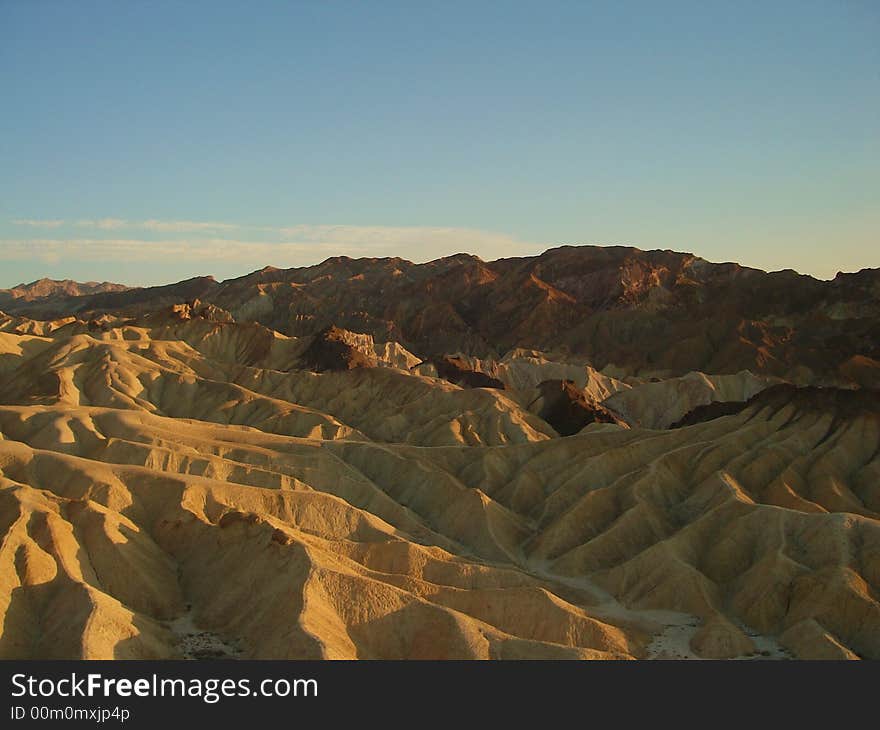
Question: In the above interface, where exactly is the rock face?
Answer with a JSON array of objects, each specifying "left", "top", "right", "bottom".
[
  {"left": 299, "top": 326, "right": 379, "bottom": 372},
  {"left": 527, "top": 380, "right": 624, "bottom": 436},
  {"left": 0, "top": 244, "right": 878, "bottom": 660},
  {"left": 427, "top": 355, "right": 506, "bottom": 389}
]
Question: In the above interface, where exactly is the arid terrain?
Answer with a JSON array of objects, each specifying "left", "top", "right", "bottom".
[{"left": 1, "top": 245, "right": 878, "bottom": 659}]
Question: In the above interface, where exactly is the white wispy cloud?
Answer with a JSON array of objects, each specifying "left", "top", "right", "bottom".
[
  {"left": 141, "top": 219, "right": 241, "bottom": 233},
  {"left": 73, "top": 218, "right": 128, "bottom": 230},
  {"left": 10, "top": 218, "right": 529, "bottom": 250},
  {"left": 13, "top": 218, "right": 243, "bottom": 233},
  {"left": 1, "top": 218, "right": 542, "bottom": 274},
  {"left": 266, "top": 225, "right": 538, "bottom": 262},
  {"left": 0, "top": 228, "right": 540, "bottom": 266},
  {"left": 0, "top": 239, "right": 331, "bottom": 262},
  {"left": 12, "top": 219, "right": 65, "bottom": 228},
  {"left": 273, "top": 224, "right": 522, "bottom": 251},
  {"left": 72, "top": 218, "right": 242, "bottom": 233}
]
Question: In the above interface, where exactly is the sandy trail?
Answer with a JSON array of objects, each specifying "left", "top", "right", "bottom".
[
  {"left": 529, "top": 560, "right": 792, "bottom": 660},
  {"left": 167, "top": 607, "right": 244, "bottom": 660}
]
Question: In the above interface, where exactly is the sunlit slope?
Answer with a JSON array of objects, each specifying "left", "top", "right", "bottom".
[
  {"left": 0, "top": 311, "right": 877, "bottom": 659},
  {"left": 0, "top": 407, "right": 642, "bottom": 659},
  {"left": 0, "top": 325, "right": 554, "bottom": 446}
]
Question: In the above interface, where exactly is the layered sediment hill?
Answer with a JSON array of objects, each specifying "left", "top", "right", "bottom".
[{"left": 0, "top": 245, "right": 877, "bottom": 659}]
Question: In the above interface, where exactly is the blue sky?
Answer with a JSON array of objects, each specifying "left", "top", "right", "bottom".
[{"left": 1, "top": 0, "right": 877, "bottom": 287}]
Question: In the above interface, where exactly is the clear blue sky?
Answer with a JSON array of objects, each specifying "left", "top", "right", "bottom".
[{"left": 1, "top": 0, "right": 877, "bottom": 287}]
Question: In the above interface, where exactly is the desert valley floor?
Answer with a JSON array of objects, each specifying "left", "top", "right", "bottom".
[{"left": 0, "top": 246, "right": 878, "bottom": 659}]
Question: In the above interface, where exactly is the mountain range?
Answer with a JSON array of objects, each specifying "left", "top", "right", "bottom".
[{"left": 0, "top": 244, "right": 877, "bottom": 659}]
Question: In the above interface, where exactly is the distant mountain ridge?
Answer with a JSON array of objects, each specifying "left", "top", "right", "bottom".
[
  {"left": 0, "top": 277, "right": 129, "bottom": 302},
  {"left": 2, "top": 245, "right": 878, "bottom": 386}
]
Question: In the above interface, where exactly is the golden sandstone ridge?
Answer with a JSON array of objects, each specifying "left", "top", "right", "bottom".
[{"left": 0, "top": 246, "right": 878, "bottom": 659}]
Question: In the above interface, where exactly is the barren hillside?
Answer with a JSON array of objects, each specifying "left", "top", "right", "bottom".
[{"left": 0, "top": 246, "right": 877, "bottom": 659}]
